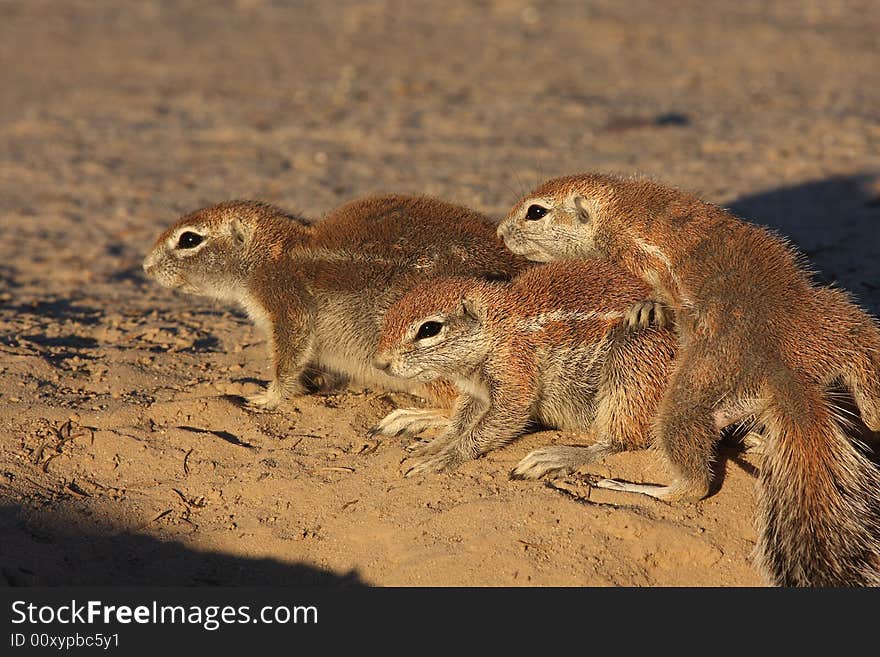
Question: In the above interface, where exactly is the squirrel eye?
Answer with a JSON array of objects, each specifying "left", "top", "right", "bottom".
[
  {"left": 415, "top": 321, "right": 443, "bottom": 341},
  {"left": 525, "top": 204, "right": 549, "bottom": 221},
  {"left": 177, "top": 231, "right": 204, "bottom": 249}
]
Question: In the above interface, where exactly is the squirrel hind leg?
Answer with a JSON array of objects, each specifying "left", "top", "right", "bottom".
[
  {"left": 596, "top": 424, "right": 715, "bottom": 502},
  {"left": 594, "top": 478, "right": 675, "bottom": 500},
  {"left": 624, "top": 353, "right": 733, "bottom": 503},
  {"left": 511, "top": 443, "right": 615, "bottom": 480},
  {"left": 815, "top": 287, "right": 880, "bottom": 431},
  {"left": 844, "top": 365, "right": 880, "bottom": 432},
  {"left": 370, "top": 408, "right": 450, "bottom": 438},
  {"left": 594, "top": 477, "right": 709, "bottom": 503}
]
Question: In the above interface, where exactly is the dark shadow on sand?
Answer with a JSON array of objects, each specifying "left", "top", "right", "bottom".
[
  {"left": 728, "top": 173, "right": 880, "bottom": 313},
  {"left": 0, "top": 505, "right": 366, "bottom": 587}
]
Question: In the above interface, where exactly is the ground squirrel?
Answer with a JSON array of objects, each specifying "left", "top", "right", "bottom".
[
  {"left": 497, "top": 173, "right": 880, "bottom": 586},
  {"left": 143, "top": 195, "right": 530, "bottom": 412},
  {"left": 373, "top": 260, "right": 677, "bottom": 476}
]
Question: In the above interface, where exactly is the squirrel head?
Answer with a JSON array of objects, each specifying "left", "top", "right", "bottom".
[
  {"left": 143, "top": 200, "right": 309, "bottom": 301},
  {"left": 497, "top": 173, "right": 620, "bottom": 262},
  {"left": 374, "top": 278, "right": 493, "bottom": 382}
]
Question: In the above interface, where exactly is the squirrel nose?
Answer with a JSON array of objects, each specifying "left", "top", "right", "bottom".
[
  {"left": 497, "top": 223, "right": 509, "bottom": 239},
  {"left": 373, "top": 354, "right": 392, "bottom": 371},
  {"left": 142, "top": 251, "right": 158, "bottom": 275}
]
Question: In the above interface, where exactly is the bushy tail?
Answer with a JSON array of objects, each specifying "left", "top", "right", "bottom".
[{"left": 756, "top": 381, "right": 880, "bottom": 586}]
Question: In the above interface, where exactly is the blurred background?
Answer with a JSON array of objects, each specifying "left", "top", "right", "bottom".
[{"left": 1, "top": 0, "right": 878, "bottom": 309}]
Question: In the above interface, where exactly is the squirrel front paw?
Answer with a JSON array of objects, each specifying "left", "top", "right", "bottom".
[
  {"left": 245, "top": 388, "right": 282, "bottom": 410},
  {"left": 624, "top": 300, "right": 671, "bottom": 331},
  {"left": 403, "top": 448, "right": 466, "bottom": 477},
  {"left": 244, "top": 379, "right": 304, "bottom": 410},
  {"left": 403, "top": 435, "right": 468, "bottom": 476},
  {"left": 511, "top": 446, "right": 579, "bottom": 480},
  {"left": 369, "top": 408, "right": 450, "bottom": 438}
]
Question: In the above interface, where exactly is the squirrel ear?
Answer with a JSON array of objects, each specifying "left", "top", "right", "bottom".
[
  {"left": 459, "top": 295, "right": 485, "bottom": 323},
  {"left": 230, "top": 218, "right": 253, "bottom": 245},
  {"left": 573, "top": 196, "right": 593, "bottom": 224}
]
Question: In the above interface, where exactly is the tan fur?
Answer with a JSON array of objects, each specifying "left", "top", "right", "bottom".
[
  {"left": 374, "top": 260, "right": 678, "bottom": 477},
  {"left": 498, "top": 173, "right": 880, "bottom": 587},
  {"left": 143, "top": 196, "right": 530, "bottom": 408}
]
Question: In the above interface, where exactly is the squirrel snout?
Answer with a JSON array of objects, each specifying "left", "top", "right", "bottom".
[
  {"left": 496, "top": 223, "right": 508, "bottom": 239},
  {"left": 142, "top": 251, "right": 159, "bottom": 276},
  {"left": 373, "top": 354, "right": 392, "bottom": 371}
]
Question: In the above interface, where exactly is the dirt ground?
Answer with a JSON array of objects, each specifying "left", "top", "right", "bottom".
[{"left": 1, "top": 1, "right": 878, "bottom": 587}]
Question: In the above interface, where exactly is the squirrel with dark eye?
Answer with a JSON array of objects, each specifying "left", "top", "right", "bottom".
[
  {"left": 143, "top": 195, "right": 533, "bottom": 415},
  {"left": 497, "top": 172, "right": 880, "bottom": 587},
  {"left": 373, "top": 259, "right": 678, "bottom": 478}
]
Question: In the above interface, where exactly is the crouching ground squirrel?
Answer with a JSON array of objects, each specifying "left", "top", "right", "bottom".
[
  {"left": 372, "top": 260, "right": 677, "bottom": 477},
  {"left": 498, "top": 173, "right": 880, "bottom": 587},
  {"left": 143, "top": 195, "right": 530, "bottom": 412}
]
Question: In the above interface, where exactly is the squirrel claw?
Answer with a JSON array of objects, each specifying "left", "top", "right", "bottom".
[
  {"left": 245, "top": 394, "right": 279, "bottom": 410},
  {"left": 244, "top": 379, "right": 305, "bottom": 410},
  {"left": 407, "top": 433, "right": 459, "bottom": 458},
  {"left": 511, "top": 447, "right": 577, "bottom": 480},
  {"left": 624, "top": 300, "right": 670, "bottom": 331},
  {"left": 595, "top": 478, "right": 706, "bottom": 503},
  {"left": 244, "top": 386, "right": 283, "bottom": 410},
  {"left": 372, "top": 408, "right": 450, "bottom": 438},
  {"left": 595, "top": 478, "right": 671, "bottom": 498},
  {"left": 403, "top": 448, "right": 465, "bottom": 477}
]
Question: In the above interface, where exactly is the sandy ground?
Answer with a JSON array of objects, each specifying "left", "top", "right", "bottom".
[{"left": 1, "top": 1, "right": 879, "bottom": 587}]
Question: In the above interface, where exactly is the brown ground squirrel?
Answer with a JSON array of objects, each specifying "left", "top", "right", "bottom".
[
  {"left": 143, "top": 195, "right": 530, "bottom": 411},
  {"left": 498, "top": 173, "right": 880, "bottom": 587},
  {"left": 373, "top": 260, "right": 677, "bottom": 477}
]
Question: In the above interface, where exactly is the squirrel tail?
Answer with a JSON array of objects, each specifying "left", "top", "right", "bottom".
[{"left": 756, "top": 378, "right": 880, "bottom": 586}]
